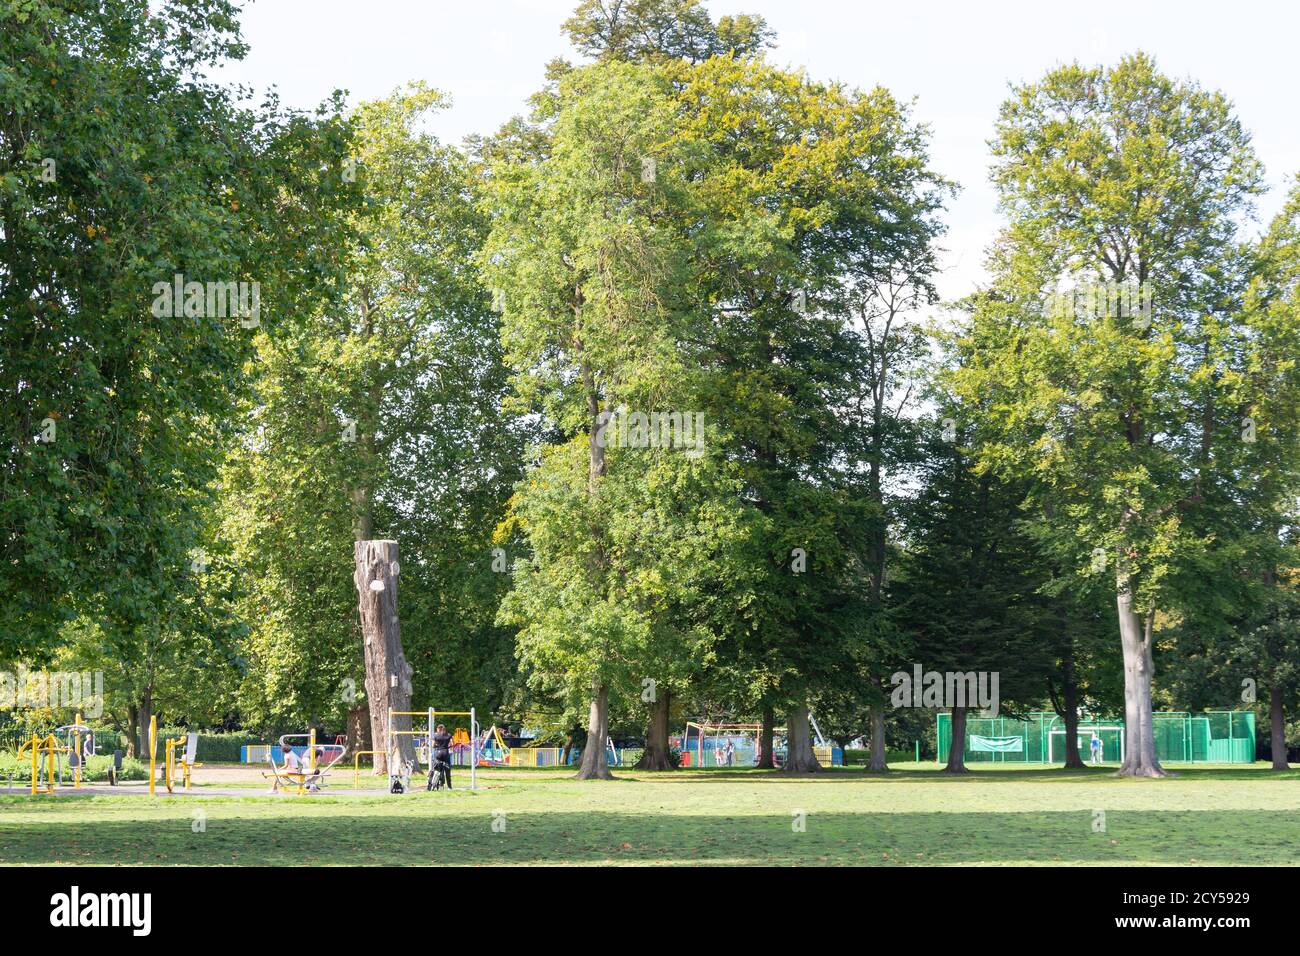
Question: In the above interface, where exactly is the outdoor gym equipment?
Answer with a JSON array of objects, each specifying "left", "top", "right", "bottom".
[
  {"left": 54, "top": 716, "right": 95, "bottom": 788},
  {"left": 17, "top": 734, "right": 58, "bottom": 795},
  {"left": 163, "top": 733, "right": 201, "bottom": 793},
  {"left": 263, "top": 729, "right": 347, "bottom": 795},
  {"left": 386, "top": 707, "right": 479, "bottom": 791},
  {"left": 16, "top": 712, "right": 97, "bottom": 794}
]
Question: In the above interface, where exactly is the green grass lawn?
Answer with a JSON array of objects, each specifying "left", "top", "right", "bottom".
[{"left": 2, "top": 763, "right": 1297, "bottom": 866}]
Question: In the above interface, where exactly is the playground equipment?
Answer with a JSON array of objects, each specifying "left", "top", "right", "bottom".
[
  {"left": 16, "top": 712, "right": 98, "bottom": 794},
  {"left": 935, "top": 710, "right": 1257, "bottom": 764},
  {"left": 163, "top": 733, "right": 201, "bottom": 793},
  {"left": 476, "top": 725, "right": 511, "bottom": 766},
  {"left": 680, "top": 722, "right": 775, "bottom": 768},
  {"left": 264, "top": 729, "right": 347, "bottom": 795},
  {"left": 678, "top": 720, "right": 843, "bottom": 768},
  {"left": 386, "top": 707, "right": 479, "bottom": 791}
]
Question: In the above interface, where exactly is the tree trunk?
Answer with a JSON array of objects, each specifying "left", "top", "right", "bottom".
[
  {"left": 136, "top": 688, "right": 152, "bottom": 760},
  {"left": 560, "top": 725, "right": 580, "bottom": 767},
  {"left": 126, "top": 704, "right": 138, "bottom": 759},
  {"left": 782, "top": 700, "right": 822, "bottom": 773},
  {"left": 867, "top": 703, "right": 889, "bottom": 771},
  {"left": 1058, "top": 638, "right": 1086, "bottom": 769},
  {"left": 355, "top": 539, "right": 414, "bottom": 775},
  {"left": 944, "top": 705, "right": 968, "bottom": 773},
  {"left": 575, "top": 683, "right": 614, "bottom": 780},
  {"left": 347, "top": 704, "right": 373, "bottom": 773},
  {"left": 1115, "top": 584, "right": 1167, "bottom": 777},
  {"left": 1060, "top": 698, "right": 1085, "bottom": 769},
  {"left": 1270, "top": 684, "right": 1289, "bottom": 771},
  {"left": 634, "top": 689, "right": 674, "bottom": 771},
  {"left": 351, "top": 488, "right": 373, "bottom": 541},
  {"left": 756, "top": 703, "right": 775, "bottom": 769}
]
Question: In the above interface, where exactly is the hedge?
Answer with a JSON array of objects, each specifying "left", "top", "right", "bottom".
[{"left": 0, "top": 752, "right": 148, "bottom": 784}]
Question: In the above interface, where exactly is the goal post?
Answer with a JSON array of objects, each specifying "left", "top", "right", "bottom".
[{"left": 1047, "top": 725, "right": 1125, "bottom": 763}]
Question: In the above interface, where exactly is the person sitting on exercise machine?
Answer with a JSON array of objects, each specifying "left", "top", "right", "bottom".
[{"left": 271, "top": 744, "right": 302, "bottom": 793}]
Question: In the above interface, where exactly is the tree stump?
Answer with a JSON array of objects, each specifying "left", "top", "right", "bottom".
[{"left": 354, "top": 539, "right": 415, "bottom": 774}]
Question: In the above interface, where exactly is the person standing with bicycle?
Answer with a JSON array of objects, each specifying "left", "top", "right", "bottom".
[{"left": 430, "top": 723, "right": 453, "bottom": 790}]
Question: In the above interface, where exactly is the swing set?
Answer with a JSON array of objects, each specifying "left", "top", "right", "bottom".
[
  {"left": 679, "top": 716, "right": 840, "bottom": 768},
  {"left": 679, "top": 722, "right": 778, "bottom": 768}
]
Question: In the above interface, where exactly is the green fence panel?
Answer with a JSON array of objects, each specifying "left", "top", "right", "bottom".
[{"left": 935, "top": 710, "right": 1254, "bottom": 764}]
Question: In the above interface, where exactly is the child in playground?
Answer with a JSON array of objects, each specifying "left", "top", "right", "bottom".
[{"left": 431, "top": 723, "right": 453, "bottom": 789}]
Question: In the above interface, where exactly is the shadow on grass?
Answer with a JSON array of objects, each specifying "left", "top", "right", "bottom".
[
  {"left": 638, "top": 765, "right": 1300, "bottom": 783},
  {"left": 1, "top": 807, "right": 1296, "bottom": 866}
]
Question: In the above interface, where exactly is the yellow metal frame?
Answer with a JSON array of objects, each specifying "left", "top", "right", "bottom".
[
  {"left": 263, "top": 729, "right": 342, "bottom": 795},
  {"left": 16, "top": 712, "right": 91, "bottom": 794},
  {"left": 164, "top": 734, "right": 201, "bottom": 793},
  {"left": 263, "top": 764, "right": 314, "bottom": 795},
  {"left": 352, "top": 749, "right": 386, "bottom": 789},
  {"left": 149, "top": 715, "right": 157, "bottom": 795},
  {"left": 18, "top": 734, "right": 58, "bottom": 795},
  {"left": 387, "top": 707, "right": 479, "bottom": 790}
]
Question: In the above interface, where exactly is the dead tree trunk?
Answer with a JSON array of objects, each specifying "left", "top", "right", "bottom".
[
  {"left": 355, "top": 539, "right": 414, "bottom": 775},
  {"left": 1115, "top": 582, "right": 1167, "bottom": 777},
  {"left": 575, "top": 682, "right": 614, "bottom": 780},
  {"left": 782, "top": 700, "right": 822, "bottom": 773},
  {"left": 944, "top": 705, "right": 968, "bottom": 773},
  {"left": 1270, "top": 684, "right": 1289, "bottom": 770},
  {"left": 867, "top": 703, "right": 889, "bottom": 771},
  {"left": 634, "top": 688, "right": 674, "bottom": 771},
  {"left": 347, "top": 704, "right": 374, "bottom": 772}
]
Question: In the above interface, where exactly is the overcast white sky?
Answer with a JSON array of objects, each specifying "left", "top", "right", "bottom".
[{"left": 215, "top": 0, "right": 1300, "bottom": 307}]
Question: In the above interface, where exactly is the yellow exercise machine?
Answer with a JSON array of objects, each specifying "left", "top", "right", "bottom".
[
  {"left": 164, "top": 732, "right": 201, "bottom": 793},
  {"left": 263, "top": 729, "right": 346, "bottom": 795},
  {"left": 16, "top": 712, "right": 95, "bottom": 794},
  {"left": 17, "top": 734, "right": 57, "bottom": 795}
]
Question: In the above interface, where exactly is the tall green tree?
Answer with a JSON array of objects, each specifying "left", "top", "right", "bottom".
[
  {"left": 0, "top": 0, "right": 355, "bottom": 748},
  {"left": 953, "top": 54, "right": 1268, "bottom": 776},
  {"left": 893, "top": 417, "right": 1056, "bottom": 773},
  {"left": 483, "top": 57, "right": 732, "bottom": 780},
  {"left": 563, "top": 0, "right": 772, "bottom": 64},
  {"left": 221, "top": 85, "right": 523, "bottom": 743}
]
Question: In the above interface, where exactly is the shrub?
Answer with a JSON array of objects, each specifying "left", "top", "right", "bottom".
[{"left": 0, "top": 751, "right": 147, "bottom": 784}]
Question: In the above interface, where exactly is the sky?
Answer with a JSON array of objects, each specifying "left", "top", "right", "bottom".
[{"left": 214, "top": 0, "right": 1300, "bottom": 307}]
